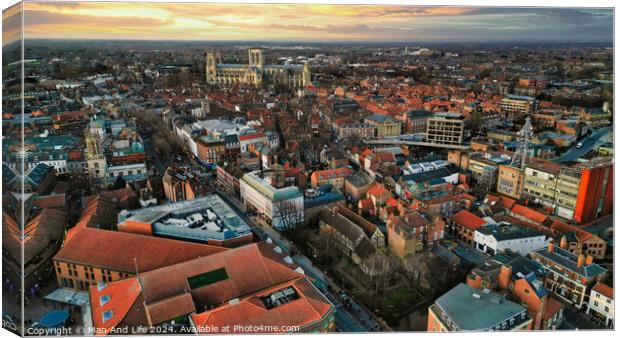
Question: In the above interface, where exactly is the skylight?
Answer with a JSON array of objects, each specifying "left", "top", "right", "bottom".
[
  {"left": 187, "top": 268, "right": 229, "bottom": 289},
  {"left": 102, "top": 310, "right": 113, "bottom": 323},
  {"left": 97, "top": 282, "right": 107, "bottom": 292},
  {"left": 100, "top": 295, "right": 110, "bottom": 307}
]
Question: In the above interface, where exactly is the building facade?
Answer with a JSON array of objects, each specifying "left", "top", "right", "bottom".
[
  {"left": 428, "top": 283, "right": 532, "bottom": 331},
  {"left": 529, "top": 245, "right": 607, "bottom": 309},
  {"left": 240, "top": 171, "right": 304, "bottom": 230},
  {"left": 586, "top": 282, "right": 614, "bottom": 328},
  {"left": 426, "top": 113, "right": 465, "bottom": 146},
  {"left": 206, "top": 48, "right": 310, "bottom": 89},
  {"left": 500, "top": 95, "right": 539, "bottom": 114},
  {"left": 364, "top": 114, "right": 402, "bottom": 137}
]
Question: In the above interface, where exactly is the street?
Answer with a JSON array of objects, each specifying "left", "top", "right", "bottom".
[
  {"left": 554, "top": 127, "right": 611, "bottom": 163},
  {"left": 212, "top": 189, "right": 385, "bottom": 332}
]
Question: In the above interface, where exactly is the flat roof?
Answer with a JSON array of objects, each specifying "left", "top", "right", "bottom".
[
  {"left": 118, "top": 194, "right": 252, "bottom": 242},
  {"left": 434, "top": 283, "right": 527, "bottom": 330}
]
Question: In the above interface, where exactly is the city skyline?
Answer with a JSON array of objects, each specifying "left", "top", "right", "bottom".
[{"left": 2, "top": 3, "right": 614, "bottom": 45}]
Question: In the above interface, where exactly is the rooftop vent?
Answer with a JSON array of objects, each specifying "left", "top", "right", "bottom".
[
  {"left": 228, "top": 298, "right": 240, "bottom": 305},
  {"left": 483, "top": 289, "right": 491, "bottom": 294},
  {"left": 274, "top": 246, "right": 283, "bottom": 254},
  {"left": 472, "top": 293, "right": 481, "bottom": 299}
]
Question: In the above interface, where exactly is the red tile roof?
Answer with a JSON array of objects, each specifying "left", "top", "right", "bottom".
[
  {"left": 238, "top": 133, "right": 266, "bottom": 141},
  {"left": 358, "top": 198, "right": 374, "bottom": 210},
  {"left": 450, "top": 210, "right": 486, "bottom": 230},
  {"left": 543, "top": 297, "right": 564, "bottom": 320},
  {"left": 89, "top": 278, "right": 142, "bottom": 335},
  {"left": 89, "top": 243, "right": 332, "bottom": 333},
  {"left": 366, "top": 183, "right": 390, "bottom": 198},
  {"left": 32, "top": 194, "right": 66, "bottom": 209},
  {"left": 500, "top": 196, "right": 517, "bottom": 210},
  {"left": 593, "top": 282, "right": 614, "bottom": 300},
  {"left": 84, "top": 188, "right": 136, "bottom": 207},
  {"left": 386, "top": 198, "right": 399, "bottom": 207},
  {"left": 311, "top": 167, "right": 354, "bottom": 182},
  {"left": 510, "top": 204, "right": 548, "bottom": 224},
  {"left": 55, "top": 228, "right": 227, "bottom": 272},
  {"left": 550, "top": 220, "right": 593, "bottom": 242},
  {"left": 190, "top": 278, "right": 332, "bottom": 333}
]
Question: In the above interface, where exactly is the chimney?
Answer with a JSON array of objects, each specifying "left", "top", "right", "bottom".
[
  {"left": 577, "top": 254, "right": 585, "bottom": 268},
  {"left": 560, "top": 236, "right": 568, "bottom": 249},
  {"left": 547, "top": 243, "right": 555, "bottom": 253},
  {"left": 585, "top": 255, "right": 594, "bottom": 265}
]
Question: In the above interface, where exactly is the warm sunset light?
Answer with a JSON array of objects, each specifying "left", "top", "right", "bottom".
[{"left": 2, "top": 2, "right": 611, "bottom": 42}]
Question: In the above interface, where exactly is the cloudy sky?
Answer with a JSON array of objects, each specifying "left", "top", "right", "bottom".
[{"left": 2, "top": 2, "right": 614, "bottom": 44}]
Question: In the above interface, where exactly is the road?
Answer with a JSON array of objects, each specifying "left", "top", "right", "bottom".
[
  {"left": 560, "top": 303, "right": 606, "bottom": 330},
  {"left": 554, "top": 127, "right": 611, "bottom": 163},
  {"left": 212, "top": 190, "right": 383, "bottom": 332}
]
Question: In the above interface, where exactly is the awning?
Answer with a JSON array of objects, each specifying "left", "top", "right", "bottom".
[{"left": 43, "top": 288, "right": 89, "bottom": 306}]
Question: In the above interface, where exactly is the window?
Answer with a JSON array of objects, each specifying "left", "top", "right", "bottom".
[
  {"left": 100, "top": 295, "right": 110, "bottom": 306},
  {"left": 596, "top": 293, "right": 601, "bottom": 298},
  {"left": 605, "top": 307, "right": 609, "bottom": 313},
  {"left": 187, "top": 268, "right": 229, "bottom": 289},
  {"left": 102, "top": 310, "right": 113, "bottom": 323}
]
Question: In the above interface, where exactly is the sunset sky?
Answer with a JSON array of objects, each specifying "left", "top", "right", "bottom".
[{"left": 2, "top": 2, "right": 614, "bottom": 44}]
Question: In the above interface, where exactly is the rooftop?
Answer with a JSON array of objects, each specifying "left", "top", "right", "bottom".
[
  {"left": 89, "top": 242, "right": 332, "bottom": 331},
  {"left": 118, "top": 194, "right": 252, "bottom": 242},
  {"left": 592, "top": 282, "right": 614, "bottom": 300},
  {"left": 450, "top": 210, "right": 486, "bottom": 231},
  {"left": 477, "top": 222, "right": 545, "bottom": 241},
  {"left": 241, "top": 171, "right": 302, "bottom": 202},
  {"left": 531, "top": 246, "right": 607, "bottom": 279},
  {"left": 433, "top": 283, "right": 528, "bottom": 330},
  {"left": 54, "top": 227, "right": 227, "bottom": 273}
]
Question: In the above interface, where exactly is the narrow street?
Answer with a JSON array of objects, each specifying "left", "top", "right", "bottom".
[{"left": 213, "top": 189, "right": 385, "bottom": 332}]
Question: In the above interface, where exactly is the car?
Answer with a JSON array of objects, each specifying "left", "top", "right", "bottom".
[{"left": 576, "top": 142, "right": 583, "bottom": 148}]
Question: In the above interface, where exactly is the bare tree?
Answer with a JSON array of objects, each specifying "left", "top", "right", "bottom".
[{"left": 276, "top": 199, "right": 304, "bottom": 231}]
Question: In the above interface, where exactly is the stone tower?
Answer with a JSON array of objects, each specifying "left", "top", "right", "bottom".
[
  {"left": 85, "top": 131, "right": 107, "bottom": 179},
  {"left": 248, "top": 48, "right": 264, "bottom": 69},
  {"left": 302, "top": 62, "right": 311, "bottom": 86},
  {"left": 205, "top": 50, "right": 222, "bottom": 83}
]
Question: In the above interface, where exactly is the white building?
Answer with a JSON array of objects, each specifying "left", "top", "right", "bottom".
[
  {"left": 238, "top": 133, "right": 268, "bottom": 153},
  {"left": 240, "top": 171, "right": 304, "bottom": 230},
  {"left": 106, "top": 163, "right": 147, "bottom": 182},
  {"left": 586, "top": 282, "right": 614, "bottom": 328},
  {"left": 474, "top": 222, "right": 549, "bottom": 256}
]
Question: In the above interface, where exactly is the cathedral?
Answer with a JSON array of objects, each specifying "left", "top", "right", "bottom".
[{"left": 206, "top": 48, "right": 310, "bottom": 89}]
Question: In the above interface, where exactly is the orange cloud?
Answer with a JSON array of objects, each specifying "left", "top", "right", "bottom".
[{"left": 15, "top": 3, "right": 613, "bottom": 42}]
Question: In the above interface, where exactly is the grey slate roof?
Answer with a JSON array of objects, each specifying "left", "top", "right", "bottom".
[
  {"left": 531, "top": 246, "right": 607, "bottom": 279},
  {"left": 434, "top": 283, "right": 528, "bottom": 331}
]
